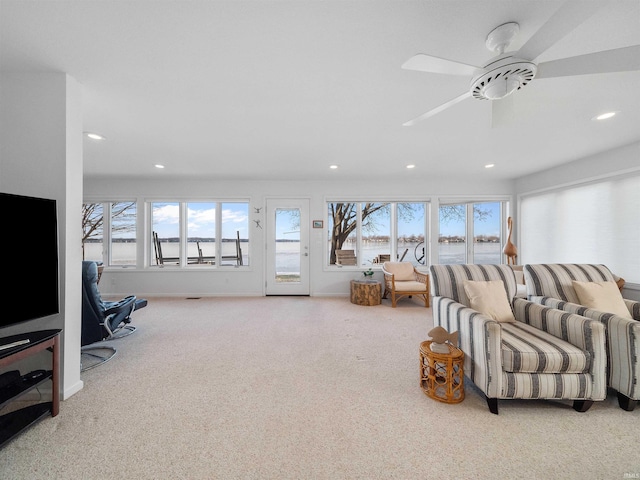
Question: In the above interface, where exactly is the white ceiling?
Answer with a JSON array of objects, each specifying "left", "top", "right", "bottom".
[{"left": 1, "top": 0, "right": 639, "bottom": 181}]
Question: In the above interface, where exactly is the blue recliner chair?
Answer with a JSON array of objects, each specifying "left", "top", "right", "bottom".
[{"left": 81, "top": 261, "right": 147, "bottom": 371}]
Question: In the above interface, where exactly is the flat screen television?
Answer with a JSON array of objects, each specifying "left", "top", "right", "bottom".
[{"left": 0, "top": 192, "right": 59, "bottom": 331}]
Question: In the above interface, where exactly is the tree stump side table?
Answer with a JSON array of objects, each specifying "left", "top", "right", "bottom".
[
  {"left": 350, "top": 279, "right": 381, "bottom": 306},
  {"left": 420, "top": 340, "right": 465, "bottom": 404}
]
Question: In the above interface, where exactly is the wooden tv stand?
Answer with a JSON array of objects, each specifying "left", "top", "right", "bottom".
[{"left": 0, "top": 329, "right": 61, "bottom": 448}]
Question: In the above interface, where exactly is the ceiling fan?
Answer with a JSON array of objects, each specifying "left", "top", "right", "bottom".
[{"left": 402, "top": 1, "right": 640, "bottom": 126}]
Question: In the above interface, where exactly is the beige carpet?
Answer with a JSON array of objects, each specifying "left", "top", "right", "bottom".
[{"left": 1, "top": 296, "right": 638, "bottom": 479}]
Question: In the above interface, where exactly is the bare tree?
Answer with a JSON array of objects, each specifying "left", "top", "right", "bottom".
[
  {"left": 82, "top": 202, "right": 136, "bottom": 259},
  {"left": 439, "top": 204, "right": 492, "bottom": 225},
  {"left": 328, "top": 202, "right": 419, "bottom": 264}
]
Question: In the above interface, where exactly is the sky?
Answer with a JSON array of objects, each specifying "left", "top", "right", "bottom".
[
  {"left": 151, "top": 201, "right": 501, "bottom": 240},
  {"left": 152, "top": 202, "right": 249, "bottom": 239}
]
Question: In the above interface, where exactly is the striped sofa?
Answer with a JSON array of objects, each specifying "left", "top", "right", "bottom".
[
  {"left": 430, "top": 264, "right": 607, "bottom": 415},
  {"left": 523, "top": 263, "right": 640, "bottom": 411}
]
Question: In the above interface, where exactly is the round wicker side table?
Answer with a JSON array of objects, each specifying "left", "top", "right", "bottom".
[{"left": 419, "top": 340, "right": 464, "bottom": 404}]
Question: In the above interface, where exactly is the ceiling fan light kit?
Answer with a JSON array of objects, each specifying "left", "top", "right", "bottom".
[{"left": 471, "top": 59, "right": 537, "bottom": 100}]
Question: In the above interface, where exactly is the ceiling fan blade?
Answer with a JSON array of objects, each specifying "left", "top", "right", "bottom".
[
  {"left": 403, "top": 91, "right": 472, "bottom": 126},
  {"left": 517, "top": 1, "right": 607, "bottom": 61},
  {"left": 536, "top": 45, "right": 640, "bottom": 79},
  {"left": 402, "top": 53, "right": 483, "bottom": 76}
]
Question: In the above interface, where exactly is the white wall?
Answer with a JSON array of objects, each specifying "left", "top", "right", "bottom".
[
  {"left": 0, "top": 73, "right": 84, "bottom": 399},
  {"left": 515, "top": 141, "right": 640, "bottom": 301},
  {"left": 514, "top": 142, "right": 640, "bottom": 194},
  {"left": 84, "top": 176, "right": 515, "bottom": 298}
]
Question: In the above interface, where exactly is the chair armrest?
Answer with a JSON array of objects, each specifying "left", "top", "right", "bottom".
[
  {"left": 513, "top": 297, "right": 607, "bottom": 398},
  {"left": 413, "top": 268, "right": 428, "bottom": 284},
  {"left": 381, "top": 266, "right": 395, "bottom": 289},
  {"left": 432, "top": 296, "right": 503, "bottom": 398},
  {"left": 623, "top": 299, "right": 640, "bottom": 320},
  {"left": 513, "top": 298, "right": 605, "bottom": 351},
  {"left": 528, "top": 295, "right": 638, "bottom": 396},
  {"left": 104, "top": 295, "right": 137, "bottom": 316}
]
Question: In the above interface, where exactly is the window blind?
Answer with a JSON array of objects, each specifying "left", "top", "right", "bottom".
[{"left": 520, "top": 173, "right": 640, "bottom": 283}]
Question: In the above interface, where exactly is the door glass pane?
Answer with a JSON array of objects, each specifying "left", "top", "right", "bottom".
[
  {"left": 473, "top": 202, "right": 501, "bottom": 264},
  {"left": 361, "top": 202, "right": 390, "bottom": 266},
  {"left": 398, "top": 202, "right": 427, "bottom": 266},
  {"left": 221, "top": 203, "right": 249, "bottom": 266},
  {"left": 82, "top": 203, "right": 103, "bottom": 263},
  {"left": 439, "top": 204, "right": 466, "bottom": 264},
  {"left": 110, "top": 202, "right": 136, "bottom": 266},
  {"left": 275, "top": 208, "right": 300, "bottom": 283},
  {"left": 152, "top": 202, "right": 180, "bottom": 265},
  {"left": 187, "top": 202, "right": 216, "bottom": 266}
]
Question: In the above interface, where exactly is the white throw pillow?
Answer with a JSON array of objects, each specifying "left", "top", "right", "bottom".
[
  {"left": 463, "top": 280, "right": 515, "bottom": 323},
  {"left": 572, "top": 280, "right": 632, "bottom": 319}
]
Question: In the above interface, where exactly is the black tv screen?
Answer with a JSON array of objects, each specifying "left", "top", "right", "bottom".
[{"left": 0, "top": 192, "right": 59, "bottom": 329}]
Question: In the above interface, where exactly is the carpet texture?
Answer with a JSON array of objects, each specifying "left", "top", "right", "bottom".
[{"left": 1, "top": 296, "right": 638, "bottom": 479}]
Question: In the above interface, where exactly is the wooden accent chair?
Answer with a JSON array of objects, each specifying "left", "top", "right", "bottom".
[
  {"left": 430, "top": 263, "right": 607, "bottom": 414},
  {"left": 381, "top": 261, "right": 430, "bottom": 307},
  {"left": 523, "top": 263, "right": 640, "bottom": 411}
]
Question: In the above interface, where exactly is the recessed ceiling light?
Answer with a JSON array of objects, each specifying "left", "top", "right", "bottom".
[
  {"left": 406, "top": 164, "right": 415, "bottom": 169},
  {"left": 85, "top": 132, "right": 105, "bottom": 140},
  {"left": 593, "top": 111, "right": 618, "bottom": 121},
  {"left": 329, "top": 165, "right": 339, "bottom": 169},
  {"left": 485, "top": 164, "right": 495, "bottom": 169},
  {"left": 154, "top": 164, "right": 165, "bottom": 169}
]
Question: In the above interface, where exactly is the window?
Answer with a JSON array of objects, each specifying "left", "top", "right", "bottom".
[
  {"left": 151, "top": 201, "right": 249, "bottom": 267},
  {"left": 438, "top": 201, "right": 504, "bottom": 265},
  {"left": 472, "top": 202, "right": 502, "bottom": 264},
  {"left": 220, "top": 202, "right": 249, "bottom": 266},
  {"left": 82, "top": 201, "right": 137, "bottom": 266},
  {"left": 151, "top": 202, "right": 180, "bottom": 265},
  {"left": 398, "top": 202, "right": 426, "bottom": 264},
  {"left": 84, "top": 199, "right": 249, "bottom": 268},
  {"left": 327, "top": 201, "right": 428, "bottom": 267},
  {"left": 82, "top": 202, "right": 103, "bottom": 263},
  {"left": 361, "top": 202, "right": 391, "bottom": 265},
  {"left": 110, "top": 202, "right": 137, "bottom": 266},
  {"left": 187, "top": 202, "right": 216, "bottom": 266}
]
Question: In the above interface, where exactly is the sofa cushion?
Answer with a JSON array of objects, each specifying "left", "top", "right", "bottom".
[
  {"left": 384, "top": 262, "right": 414, "bottom": 281},
  {"left": 572, "top": 280, "right": 632, "bottom": 319},
  {"left": 501, "top": 322, "right": 591, "bottom": 374},
  {"left": 463, "top": 280, "right": 515, "bottom": 323}
]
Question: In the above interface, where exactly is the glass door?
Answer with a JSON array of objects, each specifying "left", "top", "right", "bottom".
[{"left": 265, "top": 198, "right": 310, "bottom": 295}]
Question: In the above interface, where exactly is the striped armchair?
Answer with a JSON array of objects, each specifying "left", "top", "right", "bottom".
[
  {"left": 523, "top": 263, "right": 640, "bottom": 411},
  {"left": 430, "top": 264, "right": 607, "bottom": 415}
]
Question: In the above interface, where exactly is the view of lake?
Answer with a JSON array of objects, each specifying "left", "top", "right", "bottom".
[
  {"left": 84, "top": 241, "right": 249, "bottom": 266},
  {"left": 87, "top": 241, "right": 502, "bottom": 270}
]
